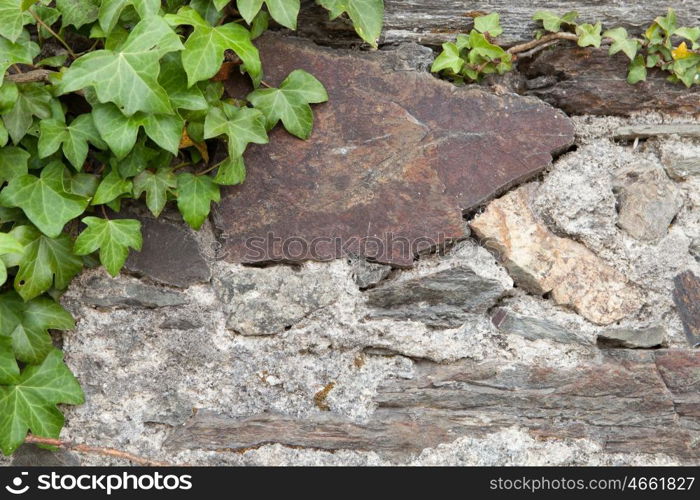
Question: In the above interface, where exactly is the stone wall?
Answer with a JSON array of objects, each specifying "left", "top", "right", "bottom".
[{"left": 7, "top": 5, "right": 700, "bottom": 466}]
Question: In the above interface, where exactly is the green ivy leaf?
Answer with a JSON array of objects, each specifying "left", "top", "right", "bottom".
[
  {"left": 317, "top": 0, "right": 383, "bottom": 47},
  {"left": 474, "top": 13, "right": 502, "bottom": 37},
  {"left": 430, "top": 42, "right": 464, "bottom": 74},
  {"left": 69, "top": 173, "right": 100, "bottom": 198},
  {"left": 627, "top": 54, "right": 647, "bottom": 84},
  {"left": 165, "top": 6, "right": 261, "bottom": 87},
  {"left": 0, "top": 162, "right": 88, "bottom": 238},
  {"left": 0, "top": 291, "right": 74, "bottom": 365},
  {"left": 60, "top": 16, "right": 183, "bottom": 116},
  {"left": 97, "top": 0, "right": 160, "bottom": 35},
  {"left": 532, "top": 10, "right": 578, "bottom": 33},
  {"left": 0, "top": 0, "right": 33, "bottom": 42},
  {"left": 214, "top": 155, "right": 245, "bottom": 185},
  {"left": 654, "top": 8, "right": 677, "bottom": 36},
  {"left": 675, "top": 27, "right": 700, "bottom": 50},
  {"left": 38, "top": 114, "right": 106, "bottom": 170},
  {"left": 0, "top": 348, "right": 84, "bottom": 455},
  {"left": 74, "top": 217, "right": 142, "bottom": 276},
  {"left": 55, "top": 0, "right": 99, "bottom": 28},
  {"left": 133, "top": 167, "right": 177, "bottom": 217},
  {"left": 576, "top": 22, "right": 602, "bottom": 48},
  {"left": 92, "top": 103, "right": 184, "bottom": 159},
  {"left": 12, "top": 227, "right": 83, "bottom": 301},
  {"left": 113, "top": 136, "right": 158, "bottom": 177},
  {"left": 0, "top": 121, "right": 7, "bottom": 147},
  {"left": 159, "top": 54, "right": 208, "bottom": 111},
  {"left": 466, "top": 30, "right": 509, "bottom": 62},
  {"left": 91, "top": 169, "right": 133, "bottom": 205},
  {"left": 603, "top": 27, "right": 638, "bottom": 61},
  {"left": 1, "top": 82, "right": 52, "bottom": 144},
  {"left": 203, "top": 104, "right": 268, "bottom": 157},
  {"left": 238, "top": 0, "right": 300, "bottom": 30},
  {"left": 0, "top": 337, "right": 19, "bottom": 385},
  {"left": 0, "top": 31, "right": 39, "bottom": 86},
  {"left": 0, "top": 233, "right": 23, "bottom": 286},
  {"left": 0, "top": 146, "right": 29, "bottom": 184},
  {"left": 247, "top": 69, "right": 328, "bottom": 139},
  {"left": 176, "top": 172, "right": 220, "bottom": 229},
  {"left": 250, "top": 9, "right": 270, "bottom": 39}
]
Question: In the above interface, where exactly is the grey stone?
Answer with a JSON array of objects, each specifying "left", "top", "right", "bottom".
[
  {"left": 350, "top": 258, "right": 392, "bottom": 289},
  {"left": 125, "top": 216, "right": 210, "bottom": 288},
  {"left": 597, "top": 325, "right": 666, "bottom": 349},
  {"left": 491, "top": 308, "right": 592, "bottom": 345},
  {"left": 218, "top": 265, "right": 341, "bottom": 335},
  {"left": 613, "top": 162, "right": 683, "bottom": 241},
  {"left": 365, "top": 241, "right": 512, "bottom": 327},
  {"left": 383, "top": 42, "right": 435, "bottom": 72},
  {"left": 614, "top": 124, "right": 700, "bottom": 140},
  {"left": 78, "top": 274, "right": 187, "bottom": 309},
  {"left": 691, "top": 238, "right": 700, "bottom": 261},
  {"left": 159, "top": 318, "right": 202, "bottom": 330},
  {"left": 660, "top": 140, "right": 700, "bottom": 180},
  {"left": 12, "top": 444, "right": 80, "bottom": 466}
]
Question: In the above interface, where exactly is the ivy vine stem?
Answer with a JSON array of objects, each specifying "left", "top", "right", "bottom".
[
  {"left": 24, "top": 435, "right": 174, "bottom": 466},
  {"left": 29, "top": 8, "right": 77, "bottom": 59},
  {"left": 506, "top": 32, "right": 579, "bottom": 60}
]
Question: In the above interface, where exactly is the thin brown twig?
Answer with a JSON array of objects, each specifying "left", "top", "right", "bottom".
[
  {"left": 6, "top": 69, "right": 55, "bottom": 83},
  {"left": 29, "top": 9, "right": 77, "bottom": 59},
  {"left": 507, "top": 31, "right": 579, "bottom": 60},
  {"left": 197, "top": 158, "right": 225, "bottom": 176},
  {"left": 25, "top": 435, "right": 174, "bottom": 466},
  {"left": 514, "top": 39, "right": 561, "bottom": 59}
]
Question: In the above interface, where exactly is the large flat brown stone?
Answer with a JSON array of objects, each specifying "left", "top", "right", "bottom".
[{"left": 214, "top": 35, "right": 573, "bottom": 266}]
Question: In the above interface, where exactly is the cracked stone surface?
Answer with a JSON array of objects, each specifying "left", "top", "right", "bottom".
[
  {"left": 364, "top": 240, "right": 512, "bottom": 327},
  {"left": 613, "top": 162, "right": 683, "bottom": 241},
  {"left": 470, "top": 184, "right": 642, "bottom": 325},
  {"left": 597, "top": 325, "right": 667, "bottom": 349},
  {"left": 214, "top": 34, "right": 574, "bottom": 266},
  {"left": 36, "top": 112, "right": 699, "bottom": 465}
]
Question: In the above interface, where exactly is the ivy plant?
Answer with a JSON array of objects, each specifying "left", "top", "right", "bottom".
[
  {"left": 0, "top": 0, "right": 384, "bottom": 455},
  {"left": 432, "top": 8, "right": 700, "bottom": 87}
]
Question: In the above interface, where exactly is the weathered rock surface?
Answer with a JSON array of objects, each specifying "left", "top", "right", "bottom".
[
  {"left": 217, "top": 265, "right": 342, "bottom": 335},
  {"left": 297, "top": 0, "right": 700, "bottom": 47},
  {"left": 69, "top": 273, "right": 187, "bottom": 309},
  {"left": 165, "top": 350, "right": 700, "bottom": 462},
  {"left": 470, "top": 184, "right": 641, "bottom": 325},
  {"left": 615, "top": 124, "right": 700, "bottom": 140},
  {"left": 613, "top": 163, "right": 683, "bottom": 241},
  {"left": 660, "top": 139, "right": 700, "bottom": 181},
  {"left": 522, "top": 48, "right": 700, "bottom": 116},
  {"left": 12, "top": 445, "right": 80, "bottom": 466},
  {"left": 350, "top": 258, "right": 392, "bottom": 289},
  {"left": 124, "top": 215, "right": 210, "bottom": 288},
  {"left": 673, "top": 271, "right": 700, "bottom": 347},
  {"left": 491, "top": 307, "right": 591, "bottom": 345},
  {"left": 597, "top": 325, "right": 666, "bottom": 349},
  {"left": 365, "top": 241, "right": 511, "bottom": 327},
  {"left": 214, "top": 34, "right": 573, "bottom": 266}
]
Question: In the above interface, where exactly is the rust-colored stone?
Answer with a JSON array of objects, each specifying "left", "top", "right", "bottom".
[{"left": 214, "top": 35, "right": 574, "bottom": 266}]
